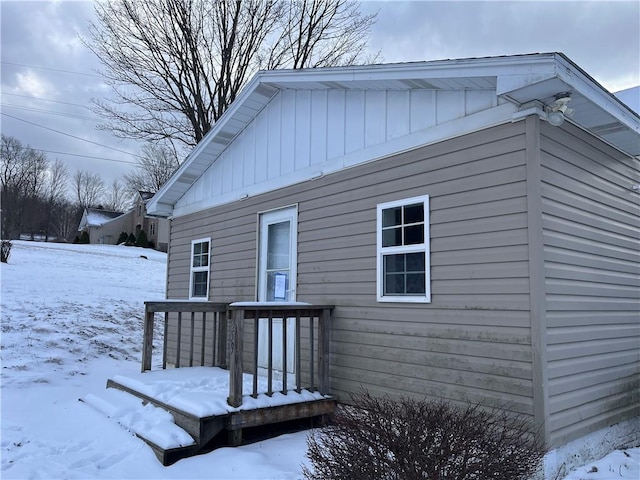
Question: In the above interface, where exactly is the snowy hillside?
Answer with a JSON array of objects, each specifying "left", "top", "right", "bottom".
[
  {"left": 1, "top": 241, "right": 637, "bottom": 479},
  {"left": 1, "top": 242, "right": 311, "bottom": 479}
]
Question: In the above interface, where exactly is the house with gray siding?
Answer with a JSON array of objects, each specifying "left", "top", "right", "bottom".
[{"left": 146, "top": 53, "right": 639, "bottom": 475}]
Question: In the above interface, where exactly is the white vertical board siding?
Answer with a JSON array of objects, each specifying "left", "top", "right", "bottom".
[
  {"left": 541, "top": 122, "right": 640, "bottom": 448},
  {"left": 174, "top": 88, "right": 496, "bottom": 212}
]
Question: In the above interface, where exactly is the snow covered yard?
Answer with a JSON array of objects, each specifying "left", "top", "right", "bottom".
[{"left": 1, "top": 240, "right": 638, "bottom": 479}]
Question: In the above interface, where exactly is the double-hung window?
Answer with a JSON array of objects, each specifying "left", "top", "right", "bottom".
[
  {"left": 189, "top": 238, "right": 210, "bottom": 299},
  {"left": 377, "top": 195, "right": 431, "bottom": 303}
]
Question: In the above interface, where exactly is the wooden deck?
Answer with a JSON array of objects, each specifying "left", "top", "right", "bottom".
[{"left": 118, "top": 301, "right": 336, "bottom": 465}]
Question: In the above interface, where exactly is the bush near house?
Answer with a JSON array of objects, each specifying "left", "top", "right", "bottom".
[
  {"left": 79, "top": 231, "right": 90, "bottom": 244},
  {"left": 135, "top": 230, "right": 149, "bottom": 248},
  {"left": 127, "top": 233, "right": 136, "bottom": 245},
  {"left": 304, "top": 390, "right": 545, "bottom": 480},
  {"left": 117, "top": 231, "right": 129, "bottom": 245}
]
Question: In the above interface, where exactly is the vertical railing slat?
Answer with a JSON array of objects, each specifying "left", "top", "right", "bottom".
[
  {"left": 176, "top": 312, "right": 182, "bottom": 368},
  {"left": 268, "top": 312, "right": 273, "bottom": 396},
  {"left": 200, "top": 312, "right": 206, "bottom": 366},
  {"left": 189, "top": 312, "right": 195, "bottom": 367},
  {"left": 142, "top": 305, "right": 154, "bottom": 372},
  {"left": 252, "top": 316, "right": 259, "bottom": 398},
  {"left": 218, "top": 310, "right": 227, "bottom": 367},
  {"left": 211, "top": 313, "right": 217, "bottom": 367},
  {"left": 295, "top": 311, "right": 301, "bottom": 394},
  {"left": 162, "top": 312, "right": 168, "bottom": 370},
  {"left": 309, "top": 314, "right": 315, "bottom": 392},
  {"left": 281, "top": 311, "right": 287, "bottom": 394}
]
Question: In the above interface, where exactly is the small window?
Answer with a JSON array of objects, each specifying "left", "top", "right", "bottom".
[
  {"left": 377, "top": 195, "right": 431, "bottom": 303},
  {"left": 190, "top": 238, "right": 210, "bottom": 299}
]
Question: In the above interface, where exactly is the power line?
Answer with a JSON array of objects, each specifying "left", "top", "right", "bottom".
[
  {"left": 9, "top": 144, "right": 138, "bottom": 165},
  {"left": 1, "top": 61, "right": 102, "bottom": 78},
  {"left": 1, "top": 92, "right": 90, "bottom": 109},
  {"left": 1, "top": 103, "right": 97, "bottom": 122},
  {"left": 1, "top": 112, "right": 142, "bottom": 159}
]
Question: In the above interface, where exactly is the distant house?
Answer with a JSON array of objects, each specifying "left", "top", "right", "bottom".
[
  {"left": 77, "top": 192, "right": 169, "bottom": 251},
  {"left": 77, "top": 207, "right": 131, "bottom": 245},
  {"left": 132, "top": 191, "right": 169, "bottom": 252},
  {"left": 146, "top": 53, "right": 639, "bottom": 475}
]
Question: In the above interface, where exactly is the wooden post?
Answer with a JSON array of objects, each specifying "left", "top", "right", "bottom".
[
  {"left": 228, "top": 308, "right": 245, "bottom": 408},
  {"left": 318, "top": 308, "right": 331, "bottom": 395},
  {"left": 142, "top": 306, "right": 154, "bottom": 372}
]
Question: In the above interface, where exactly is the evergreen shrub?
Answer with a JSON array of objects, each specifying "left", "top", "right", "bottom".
[
  {"left": 117, "top": 231, "right": 129, "bottom": 245},
  {"left": 79, "top": 231, "right": 90, "bottom": 244},
  {"left": 135, "top": 230, "right": 149, "bottom": 248}
]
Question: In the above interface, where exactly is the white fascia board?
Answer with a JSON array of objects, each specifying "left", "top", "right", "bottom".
[
  {"left": 146, "top": 74, "right": 278, "bottom": 217},
  {"left": 260, "top": 53, "right": 559, "bottom": 86},
  {"left": 171, "top": 103, "right": 517, "bottom": 218},
  {"left": 554, "top": 55, "right": 640, "bottom": 132}
]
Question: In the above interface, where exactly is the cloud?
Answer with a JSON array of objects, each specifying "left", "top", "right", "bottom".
[
  {"left": 363, "top": 1, "right": 639, "bottom": 91},
  {"left": 12, "top": 70, "right": 57, "bottom": 99}
]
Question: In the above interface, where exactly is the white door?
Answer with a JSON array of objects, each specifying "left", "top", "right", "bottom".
[{"left": 258, "top": 207, "right": 297, "bottom": 374}]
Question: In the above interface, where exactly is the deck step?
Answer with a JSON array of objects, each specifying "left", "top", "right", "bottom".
[
  {"left": 106, "top": 378, "right": 227, "bottom": 450},
  {"left": 80, "top": 388, "right": 198, "bottom": 465}
]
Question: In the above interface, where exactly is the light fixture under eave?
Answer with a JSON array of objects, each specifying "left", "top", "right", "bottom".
[{"left": 546, "top": 92, "right": 574, "bottom": 127}]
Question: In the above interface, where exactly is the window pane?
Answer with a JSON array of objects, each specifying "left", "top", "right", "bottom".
[
  {"left": 383, "top": 252, "right": 426, "bottom": 295},
  {"left": 382, "top": 207, "right": 402, "bottom": 227},
  {"left": 266, "top": 271, "right": 289, "bottom": 301},
  {"left": 382, "top": 227, "right": 402, "bottom": 247},
  {"left": 267, "top": 222, "right": 290, "bottom": 269},
  {"left": 404, "top": 204, "right": 424, "bottom": 224},
  {"left": 384, "top": 254, "right": 405, "bottom": 273},
  {"left": 384, "top": 273, "right": 405, "bottom": 294},
  {"left": 404, "top": 225, "right": 424, "bottom": 245},
  {"left": 192, "top": 271, "right": 208, "bottom": 297},
  {"left": 406, "top": 273, "right": 425, "bottom": 294},
  {"left": 406, "top": 252, "right": 425, "bottom": 271}
]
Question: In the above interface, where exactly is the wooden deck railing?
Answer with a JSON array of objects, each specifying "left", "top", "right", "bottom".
[
  {"left": 142, "top": 301, "right": 228, "bottom": 372},
  {"left": 141, "top": 301, "right": 333, "bottom": 409},
  {"left": 227, "top": 304, "right": 333, "bottom": 408}
]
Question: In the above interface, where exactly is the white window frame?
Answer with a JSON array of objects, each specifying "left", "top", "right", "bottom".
[
  {"left": 189, "top": 237, "right": 211, "bottom": 300},
  {"left": 376, "top": 195, "right": 431, "bottom": 303}
]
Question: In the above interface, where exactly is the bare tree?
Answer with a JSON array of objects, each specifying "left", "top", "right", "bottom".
[
  {"left": 73, "top": 170, "right": 106, "bottom": 210},
  {"left": 104, "top": 179, "right": 130, "bottom": 212},
  {"left": 1, "top": 135, "right": 49, "bottom": 239},
  {"left": 123, "top": 143, "right": 180, "bottom": 194},
  {"left": 85, "top": 0, "right": 378, "bottom": 150},
  {"left": 41, "top": 159, "right": 69, "bottom": 241}
]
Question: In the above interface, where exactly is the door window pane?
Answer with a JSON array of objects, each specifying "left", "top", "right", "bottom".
[{"left": 267, "top": 222, "right": 290, "bottom": 270}]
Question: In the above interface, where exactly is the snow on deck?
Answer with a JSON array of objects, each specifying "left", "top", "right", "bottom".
[{"left": 110, "top": 367, "right": 328, "bottom": 418}]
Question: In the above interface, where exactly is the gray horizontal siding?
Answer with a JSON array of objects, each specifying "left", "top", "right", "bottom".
[
  {"left": 540, "top": 122, "right": 640, "bottom": 447},
  {"left": 166, "top": 121, "right": 536, "bottom": 415}
]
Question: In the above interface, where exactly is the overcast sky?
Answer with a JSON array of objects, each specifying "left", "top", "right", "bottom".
[{"left": 1, "top": 0, "right": 639, "bottom": 191}]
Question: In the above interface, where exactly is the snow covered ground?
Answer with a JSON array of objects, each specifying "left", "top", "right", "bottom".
[{"left": 1, "top": 241, "right": 638, "bottom": 479}]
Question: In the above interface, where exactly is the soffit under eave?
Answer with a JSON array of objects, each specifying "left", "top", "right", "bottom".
[{"left": 498, "top": 74, "right": 640, "bottom": 157}]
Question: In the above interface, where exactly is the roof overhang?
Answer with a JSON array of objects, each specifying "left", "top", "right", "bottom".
[{"left": 147, "top": 53, "right": 639, "bottom": 217}]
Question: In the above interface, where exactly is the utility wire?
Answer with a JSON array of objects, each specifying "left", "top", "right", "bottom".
[
  {"left": 2, "top": 103, "right": 97, "bottom": 122},
  {"left": 1, "top": 61, "right": 102, "bottom": 78},
  {"left": 1, "top": 92, "right": 91, "bottom": 109},
  {"left": 10, "top": 144, "right": 137, "bottom": 165},
  {"left": 1, "top": 112, "right": 142, "bottom": 159}
]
